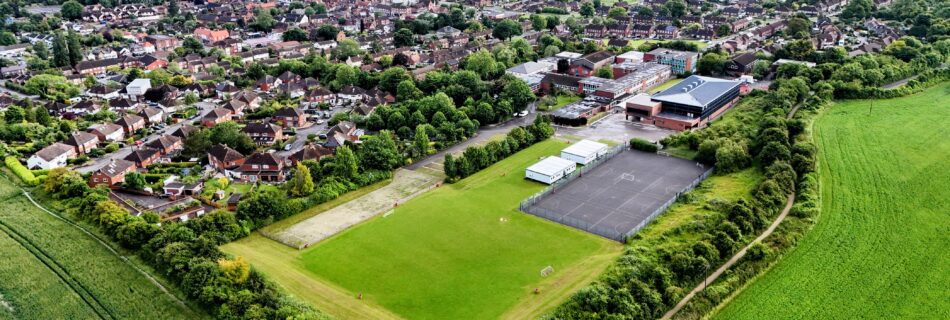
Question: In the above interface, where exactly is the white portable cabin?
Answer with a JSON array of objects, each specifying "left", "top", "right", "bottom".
[
  {"left": 560, "top": 139, "right": 609, "bottom": 165},
  {"left": 526, "top": 156, "right": 577, "bottom": 184}
]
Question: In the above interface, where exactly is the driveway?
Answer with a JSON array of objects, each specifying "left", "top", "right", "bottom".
[{"left": 555, "top": 112, "right": 676, "bottom": 143}]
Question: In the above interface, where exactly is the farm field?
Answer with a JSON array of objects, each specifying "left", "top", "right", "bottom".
[
  {"left": 714, "top": 82, "right": 950, "bottom": 318},
  {"left": 0, "top": 176, "right": 199, "bottom": 320},
  {"left": 224, "top": 139, "right": 622, "bottom": 320}
]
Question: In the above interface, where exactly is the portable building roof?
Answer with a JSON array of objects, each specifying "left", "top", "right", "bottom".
[
  {"left": 526, "top": 156, "right": 576, "bottom": 176},
  {"left": 562, "top": 140, "right": 608, "bottom": 158}
]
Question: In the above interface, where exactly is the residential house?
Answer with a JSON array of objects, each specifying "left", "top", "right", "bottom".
[
  {"left": 202, "top": 108, "right": 232, "bottom": 127},
  {"left": 138, "top": 106, "right": 165, "bottom": 125},
  {"left": 274, "top": 107, "right": 306, "bottom": 128},
  {"left": 726, "top": 52, "right": 757, "bottom": 76},
  {"left": 194, "top": 28, "right": 230, "bottom": 43},
  {"left": 170, "top": 125, "right": 198, "bottom": 139},
  {"left": 63, "top": 131, "right": 100, "bottom": 154},
  {"left": 146, "top": 135, "right": 183, "bottom": 156},
  {"left": 116, "top": 114, "right": 146, "bottom": 134},
  {"left": 27, "top": 143, "right": 77, "bottom": 169},
  {"left": 88, "top": 159, "right": 136, "bottom": 188},
  {"left": 124, "top": 147, "right": 161, "bottom": 168},
  {"left": 242, "top": 123, "right": 283, "bottom": 145},
  {"left": 290, "top": 144, "right": 333, "bottom": 165},
  {"left": 324, "top": 121, "right": 359, "bottom": 149},
  {"left": 238, "top": 152, "right": 286, "bottom": 183},
  {"left": 126, "top": 78, "right": 152, "bottom": 97},
  {"left": 208, "top": 144, "right": 245, "bottom": 172},
  {"left": 88, "top": 123, "right": 125, "bottom": 142}
]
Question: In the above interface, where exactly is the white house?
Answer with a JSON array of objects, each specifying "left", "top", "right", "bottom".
[
  {"left": 27, "top": 143, "right": 77, "bottom": 169},
  {"left": 525, "top": 156, "right": 577, "bottom": 184},
  {"left": 561, "top": 139, "right": 609, "bottom": 165},
  {"left": 126, "top": 78, "right": 152, "bottom": 96}
]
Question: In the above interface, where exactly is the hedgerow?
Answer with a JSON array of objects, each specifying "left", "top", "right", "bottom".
[{"left": 5, "top": 156, "right": 39, "bottom": 186}]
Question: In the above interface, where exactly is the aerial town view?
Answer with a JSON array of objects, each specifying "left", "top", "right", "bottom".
[{"left": 0, "top": 0, "right": 946, "bottom": 319}]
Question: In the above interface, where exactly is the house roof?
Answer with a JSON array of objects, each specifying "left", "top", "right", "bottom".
[
  {"left": 33, "top": 143, "right": 75, "bottom": 161},
  {"left": 171, "top": 125, "right": 198, "bottom": 138},
  {"left": 526, "top": 156, "right": 575, "bottom": 176},
  {"left": 651, "top": 75, "right": 741, "bottom": 109},
  {"left": 205, "top": 108, "right": 231, "bottom": 119},
  {"left": 64, "top": 131, "right": 100, "bottom": 147},
  {"left": 116, "top": 114, "right": 144, "bottom": 127},
  {"left": 124, "top": 147, "right": 160, "bottom": 163},
  {"left": 292, "top": 144, "right": 333, "bottom": 162},
  {"left": 208, "top": 144, "right": 244, "bottom": 163},
  {"left": 96, "top": 159, "right": 135, "bottom": 178},
  {"left": 242, "top": 152, "right": 283, "bottom": 167},
  {"left": 274, "top": 107, "right": 305, "bottom": 118},
  {"left": 243, "top": 122, "right": 281, "bottom": 135},
  {"left": 146, "top": 135, "right": 181, "bottom": 150},
  {"left": 89, "top": 123, "right": 123, "bottom": 136}
]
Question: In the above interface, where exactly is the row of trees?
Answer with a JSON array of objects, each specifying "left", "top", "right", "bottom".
[
  {"left": 444, "top": 116, "right": 553, "bottom": 182},
  {"left": 39, "top": 168, "right": 323, "bottom": 319}
]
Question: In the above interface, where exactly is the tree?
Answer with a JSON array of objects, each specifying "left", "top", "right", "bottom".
[
  {"left": 236, "top": 189, "right": 294, "bottom": 227},
  {"left": 333, "top": 145, "right": 359, "bottom": 180},
  {"left": 67, "top": 32, "right": 83, "bottom": 66},
  {"left": 413, "top": 125, "right": 431, "bottom": 158},
  {"left": 531, "top": 14, "right": 547, "bottom": 31},
  {"left": 184, "top": 92, "right": 199, "bottom": 105},
  {"left": 492, "top": 19, "right": 523, "bottom": 41},
  {"left": 4, "top": 105, "right": 24, "bottom": 123},
  {"left": 394, "top": 28, "right": 415, "bottom": 47},
  {"left": 379, "top": 67, "right": 411, "bottom": 94},
  {"left": 282, "top": 28, "right": 308, "bottom": 42},
  {"left": 61, "top": 1, "right": 84, "bottom": 20},
  {"left": 787, "top": 17, "right": 810, "bottom": 38},
  {"left": 359, "top": 131, "right": 402, "bottom": 170},
  {"left": 779, "top": 40, "right": 815, "bottom": 61},
  {"left": 664, "top": 0, "right": 687, "bottom": 18},
  {"left": 580, "top": 2, "right": 595, "bottom": 17},
  {"left": 316, "top": 25, "right": 339, "bottom": 41},
  {"left": 182, "top": 37, "right": 204, "bottom": 55},
  {"left": 396, "top": 80, "right": 422, "bottom": 102},
  {"left": 595, "top": 66, "right": 614, "bottom": 79},
  {"left": 841, "top": 0, "right": 874, "bottom": 21},
  {"left": 697, "top": 52, "right": 726, "bottom": 75},
  {"left": 715, "top": 141, "right": 750, "bottom": 173},
  {"left": 23, "top": 74, "right": 81, "bottom": 101},
  {"left": 0, "top": 32, "right": 15, "bottom": 46},
  {"left": 167, "top": 0, "right": 179, "bottom": 17},
  {"left": 500, "top": 77, "right": 536, "bottom": 112},
  {"left": 32, "top": 42, "right": 49, "bottom": 60},
  {"left": 717, "top": 24, "right": 732, "bottom": 37},
  {"left": 251, "top": 10, "right": 276, "bottom": 31},
  {"left": 52, "top": 33, "right": 70, "bottom": 67},
  {"left": 124, "top": 172, "right": 146, "bottom": 190},
  {"left": 288, "top": 163, "right": 315, "bottom": 197},
  {"left": 333, "top": 39, "right": 363, "bottom": 60},
  {"left": 608, "top": 7, "right": 628, "bottom": 20},
  {"left": 443, "top": 154, "right": 457, "bottom": 179}
]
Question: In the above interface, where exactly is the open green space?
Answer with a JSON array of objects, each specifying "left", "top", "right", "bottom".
[
  {"left": 714, "top": 82, "right": 950, "bottom": 318},
  {"left": 630, "top": 39, "right": 708, "bottom": 50},
  {"left": 0, "top": 177, "right": 198, "bottom": 320},
  {"left": 225, "top": 139, "right": 621, "bottom": 320},
  {"left": 538, "top": 95, "right": 580, "bottom": 111},
  {"left": 652, "top": 78, "right": 685, "bottom": 93}
]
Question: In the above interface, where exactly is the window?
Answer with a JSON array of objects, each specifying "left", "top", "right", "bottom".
[
  {"left": 262, "top": 165, "right": 269, "bottom": 169},
  {"left": 252, "top": 164, "right": 259, "bottom": 169}
]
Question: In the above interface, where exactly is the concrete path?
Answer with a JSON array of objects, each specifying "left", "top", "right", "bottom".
[{"left": 660, "top": 193, "right": 795, "bottom": 320}]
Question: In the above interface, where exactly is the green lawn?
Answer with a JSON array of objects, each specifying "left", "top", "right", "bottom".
[
  {"left": 0, "top": 177, "right": 199, "bottom": 319},
  {"left": 539, "top": 95, "right": 580, "bottom": 111},
  {"left": 226, "top": 139, "right": 621, "bottom": 320},
  {"left": 714, "top": 82, "right": 950, "bottom": 318},
  {"left": 651, "top": 78, "right": 685, "bottom": 93}
]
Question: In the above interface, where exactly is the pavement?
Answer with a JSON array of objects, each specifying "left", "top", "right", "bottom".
[{"left": 555, "top": 111, "right": 676, "bottom": 144}]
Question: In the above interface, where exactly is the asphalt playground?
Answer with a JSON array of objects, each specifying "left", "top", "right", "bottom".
[{"left": 525, "top": 150, "right": 709, "bottom": 241}]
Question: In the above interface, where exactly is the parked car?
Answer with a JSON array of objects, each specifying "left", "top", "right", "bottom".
[{"left": 284, "top": 144, "right": 293, "bottom": 151}]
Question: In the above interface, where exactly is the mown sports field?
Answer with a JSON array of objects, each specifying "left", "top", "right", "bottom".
[
  {"left": 224, "top": 139, "right": 622, "bottom": 320},
  {"left": 0, "top": 175, "right": 200, "bottom": 319},
  {"left": 714, "top": 83, "right": 950, "bottom": 318}
]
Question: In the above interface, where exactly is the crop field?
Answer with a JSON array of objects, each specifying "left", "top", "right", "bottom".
[
  {"left": 714, "top": 82, "right": 950, "bottom": 318},
  {"left": 224, "top": 139, "right": 622, "bottom": 320},
  {"left": 0, "top": 178, "right": 199, "bottom": 320}
]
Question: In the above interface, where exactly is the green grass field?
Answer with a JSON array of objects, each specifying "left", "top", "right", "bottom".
[
  {"left": 714, "top": 83, "right": 950, "bottom": 318},
  {"left": 0, "top": 176, "right": 199, "bottom": 320},
  {"left": 538, "top": 95, "right": 580, "bottom": 111},
  {"left": 225, "top": 139, "right": 621, "bottom": 320}
]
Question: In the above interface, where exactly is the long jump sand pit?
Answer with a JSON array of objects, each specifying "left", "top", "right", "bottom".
[{"left": 265, "top": 169, "right": 439, "bottom": 248}]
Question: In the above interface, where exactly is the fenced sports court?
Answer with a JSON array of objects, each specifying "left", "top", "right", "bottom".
[{"left": 521, "top": 150, "right": 712, "bottom": 242}]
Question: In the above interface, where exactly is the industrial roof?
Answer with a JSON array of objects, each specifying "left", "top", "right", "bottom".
[
  {"left": 650, "top": 75, "right": 741, "bottom": 109},
  {"left": 526, "top": 156, "right": 576, "bottom": 176},
  {"left": 562, "top": 140, "right": 608, "bottom": 157},
  {"left": 506, "top": 61, "right": 555, "bottom": 75}
]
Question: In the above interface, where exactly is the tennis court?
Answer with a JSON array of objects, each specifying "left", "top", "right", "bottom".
[{"left": 524, "top": 151, "right": 709, "bottom": 241}]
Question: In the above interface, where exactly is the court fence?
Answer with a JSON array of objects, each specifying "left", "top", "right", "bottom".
[{"left": 519, "top": 146, "right": 715, "bottom": 242}]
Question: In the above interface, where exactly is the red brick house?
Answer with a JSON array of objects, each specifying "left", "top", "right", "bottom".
[
  {"left": 116, "top": 114, "right": 146, "bottom": 134},
  {"left": 124, "top": 147, "right": 161, "bottom": 168},
  {"left": 88, "top": 159, "right": 136, "bottom": 188},
  {"left": 208, "top": 144, "right": 245, "bottom": 171},
  {"left": 242, "top": 123, "right": 283, "bottom": 145},
  {"left": 146, "top": 135, "right": 183, "bottom": 156},
  {"left": 64, "top": 131, "right": 100, "bottom": 154},
  {"left": 202, "top": 108, "right": 232, "bottom": 127},
  {"left": 274, "top": 107, "right": 306, "bottom": 128},
  {"left": 290, "top": 144, "right": 334, "bottom": 165},
  {"left": 239, "top": 153, "right": 285, "bottom": 183}
]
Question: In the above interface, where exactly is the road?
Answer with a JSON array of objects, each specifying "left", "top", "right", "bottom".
[
  {"left": 276, "top": 121, "right": 328, "bottom": 158},
  {"left": 74, "top": 101, "right": 217, "bottom": 174}
]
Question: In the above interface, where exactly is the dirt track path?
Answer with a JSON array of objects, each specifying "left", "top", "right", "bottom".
[{"left": 660, "top": 193, "right": 795, "bottom": 320}]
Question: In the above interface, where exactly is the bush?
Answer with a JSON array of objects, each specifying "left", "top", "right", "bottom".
[
  {"left": 630, "top": 138, "right": 659, "bottom": 153},
  {"left": 5, "top": 156, "right": 39, "bottom": 186}
]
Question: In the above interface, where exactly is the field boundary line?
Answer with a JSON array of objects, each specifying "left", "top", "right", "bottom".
[
  {"left": 0, "top": 221, "right": 112, "bottom": 320},
  {"left": 660, "top": 192, "right": 796, "bottom": 320},
  {"left": 13, "top": 185, "right": 191, "bottom": 311}
]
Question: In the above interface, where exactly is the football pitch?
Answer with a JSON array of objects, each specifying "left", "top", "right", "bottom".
[{"left": 224, "top": 139, "right": 622, "bottom": 319}]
